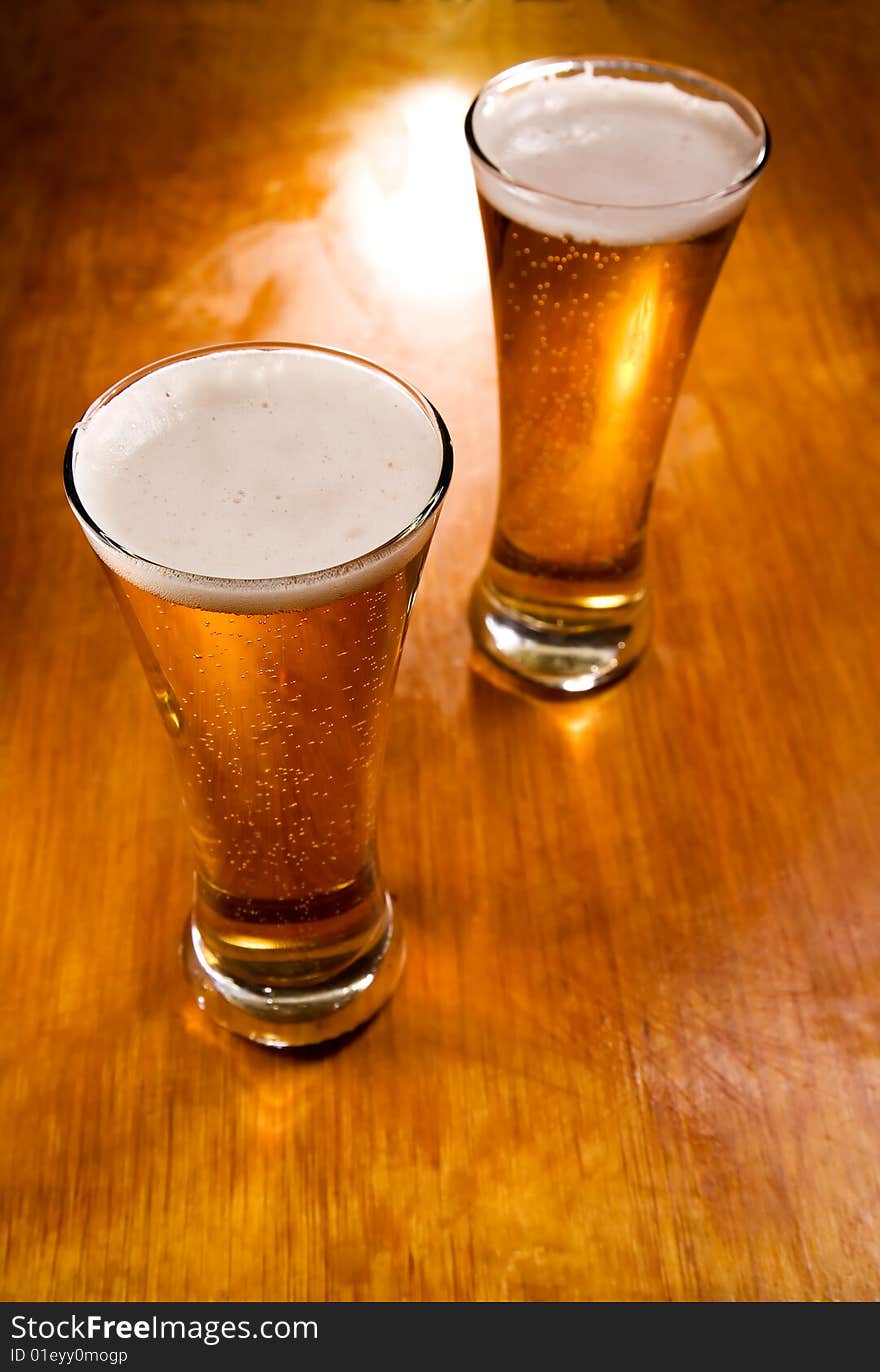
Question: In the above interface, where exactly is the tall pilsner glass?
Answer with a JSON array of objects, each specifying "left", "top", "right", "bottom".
[
  {"left": 65, "top": 344, "right": 453, "bottom": 1046},
  {"left": 466, "top": 58, "right": 769, "bottom": 692}
]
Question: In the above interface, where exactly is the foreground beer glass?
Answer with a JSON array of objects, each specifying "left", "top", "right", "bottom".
[
  {"left": 65, "top": 344, "right": 452, "bottom": 1046},
  {"left": 466, "top": 58, "right": 769, "bottom": 691}
]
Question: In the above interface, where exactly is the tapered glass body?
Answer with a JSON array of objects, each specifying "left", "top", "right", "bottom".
[
  {"left": 467, "top": 58, "right": 769, "bottom": 692},
  {"left": 65, "top": 344, "right": 452, "bottom": 1046}
]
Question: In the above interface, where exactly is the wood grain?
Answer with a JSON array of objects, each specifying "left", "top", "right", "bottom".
[{"left": 2, "top": 0, "right": 879, "bottom": 1301}]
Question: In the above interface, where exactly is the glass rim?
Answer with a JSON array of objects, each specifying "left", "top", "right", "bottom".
[
  {"left": 464, "top": 55, "right": 771, "bottom": 213},
  {"left": 64, "top": 340, "right": 454, "bottom": 595}
]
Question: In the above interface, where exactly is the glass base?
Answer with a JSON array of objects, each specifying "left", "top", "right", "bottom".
[
  {"left": 469, "top": 574, "right": 650, "bottom": 695},
  {"left": 182, "top": 897, "right": 405, "bottom": 1048}
]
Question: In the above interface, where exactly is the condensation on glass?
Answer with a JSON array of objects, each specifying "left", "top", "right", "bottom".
[
  {"left": 65, "top": 343, "right": 453, "bottom": 1046},
  {"left": 466, "top": 57, "right": 770, "bottom": 692}
]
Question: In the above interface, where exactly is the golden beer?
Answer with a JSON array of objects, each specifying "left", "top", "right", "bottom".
[
  {"left": 65, "top": 344, "right": 452, "bottom": 1045},
  {"left": 111, "top": 563, "right": 420, "bottom": 986},
  {"left": 467, "top": 59, "right": 769, "bottom": 691}
]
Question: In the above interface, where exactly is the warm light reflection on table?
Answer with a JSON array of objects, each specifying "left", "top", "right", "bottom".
[{"left": 2, "top": 0, "right": 879, "bottom": 1304}]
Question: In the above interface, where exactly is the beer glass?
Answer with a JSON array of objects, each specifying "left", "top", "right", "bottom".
[
  {"left": 466, "top": 58, "right": 769, "bottom": 692},
  {"left": 65, "top": 343, "right": 453, "bottom": 1046}
]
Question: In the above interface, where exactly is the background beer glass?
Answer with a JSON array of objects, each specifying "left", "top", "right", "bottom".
[
  {"left": 466, "top": 58, "right": 769, "bottom": 692},
  {"left": 65, "top": 343, "right": 452, "bottom": 1046}
]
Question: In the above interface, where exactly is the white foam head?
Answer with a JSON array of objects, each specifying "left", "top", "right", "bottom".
[
  {"left": 67, "top": 346, "right": 451, "bottom": 611},
  {"left": 468, "top": 59, "right": 768, "bottom": 245}
]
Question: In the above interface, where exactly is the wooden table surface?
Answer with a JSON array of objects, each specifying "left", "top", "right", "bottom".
[{"left": 2, "top": 0, "right": 879, "bottom": 1302}]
